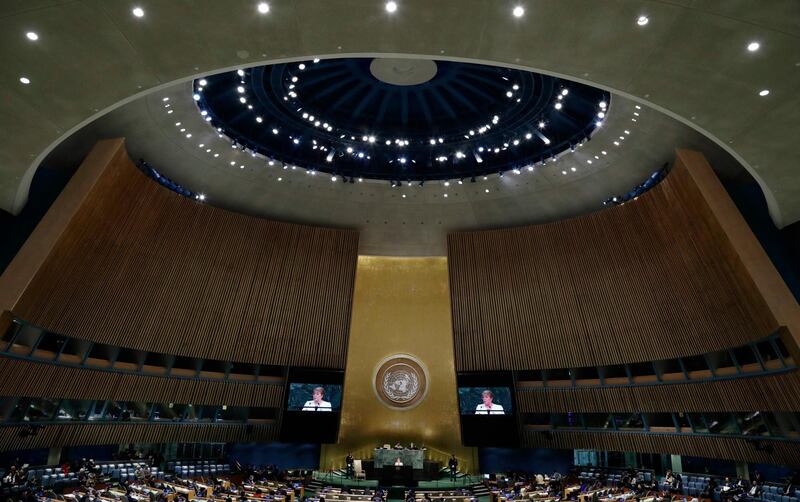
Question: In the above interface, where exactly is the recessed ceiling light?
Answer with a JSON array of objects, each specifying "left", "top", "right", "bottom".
[
  {"left": 132, "top": 6, "right": 145, "bottom": 18},
  {"left": 19, "top": 76, "right": 30, "bottom": 85},
  {"left": 512, "top": 5, "right": 525, "bottom": 17},
  {"left": 554, "top": 102, "right": 562, "bottom": 110},
  {"left": 25, "top": 32, "right": 39, "bottom": 41},
  {"left": 385, "top": 1, "right": 398, "bottom": 13},
  {"left": 198, "top": 79, "right": 207, "bottom": 86},
  {"left": 257, "top": 2, "right": 270, "bottom": 14},
  {"left": 758, "top": 89, "right": 770, "bottom": 96},
  {"left": 637, "top": 15, "right": 649, "bottom": 26},
  {"left": 747, "top": 41, "right": 760, "bottom": 52}
]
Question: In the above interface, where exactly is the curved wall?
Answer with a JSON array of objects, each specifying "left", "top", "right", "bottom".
[
  {"left": 6, "top": 141, "right": 359, "bottom": 368},
  {"left": 448, "top": 150, "right": 791, "bottom": 371}
]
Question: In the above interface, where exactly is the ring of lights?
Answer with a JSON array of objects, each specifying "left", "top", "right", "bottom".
[{"left": 194, "top": 57, "right": 610, "bottom": 183}]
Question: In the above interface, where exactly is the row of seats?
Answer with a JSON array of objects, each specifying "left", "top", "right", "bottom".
[
  {"left": 167, "top": 460, "right": 231, "bottom": 478},
  {"left": 578, "top": 470, "right": 654, "bottom": 484}
]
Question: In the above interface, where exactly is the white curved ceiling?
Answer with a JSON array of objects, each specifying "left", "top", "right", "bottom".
[
  {"left": 46, "top": 78, "right": 743, "bottom": 255},
  {"left": 1, "top": 0, "right": 798, "bottom": 228}
]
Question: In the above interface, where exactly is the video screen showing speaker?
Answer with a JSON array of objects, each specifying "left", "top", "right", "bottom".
[
  {"left": 287, "top": 383, "right": 343, "bottom": 412},
  {"left": 457, "top": 372, "right": 519, "bottom": 446},
  {"left": 458, "top": 386, "right": 512, "bottom": 415},
  {"left": 280, "top": 368, "right": 344, "bottom": 443}
]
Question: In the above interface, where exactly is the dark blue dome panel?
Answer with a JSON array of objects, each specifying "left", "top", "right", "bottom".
[{"left": 195, "top": 58, "right": 609, "bottom": 182}]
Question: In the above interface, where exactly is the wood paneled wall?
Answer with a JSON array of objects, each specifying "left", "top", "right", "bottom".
[
  {"left": 516, "top": 372, "right": 800, "bottom": 413},
  {"left": 10, "top": 141, "right": 359, "bottom": 368},
  {"left": 448, "top": 154, "right": 778, "bottom": 370},
  {"left": 0, "top": 357, "right": 284, "bottom": 408},
  {"left": 0, "top": 423, "right": 277, "bottom": 452},
  {"left": 522, "top": 430, "right": 800, "bottom": 467}
]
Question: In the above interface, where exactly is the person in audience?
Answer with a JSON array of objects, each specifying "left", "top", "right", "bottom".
[
  {"left": 302, "top": 387, "right": 332, "bottom": 411},
  {"left": 394, "top": 442, "right": 404, "bottom": 449},
  {"left": 784, "top": 472, "right": 799, "bottom": 496},
  {"left": 475, "top": 390, "right": 504, "bottom": 415},
  {"left": 394, "top": 457, "right": 404, "bottom": 467},
  {"left": 663, "top": 470, "right": 674, "bottom": 491}
]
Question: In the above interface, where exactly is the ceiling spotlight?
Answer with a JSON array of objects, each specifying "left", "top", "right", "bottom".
[
  {"left": 237, "top": 86, "right": 245, "bottom": 93},
  {"left": 538, "top": 121, "right": 545, "bottom": 129},
  {"left": 256, "top": 117, "right": 263, "bottom": 123},
  {"left": 599, "top": 101, "right": 607, "bottom": 108},
  {"left": 485, "top": 188, "right": 490, "bottom": 193},
  {"left": 597, "top": 111, "right": 605, "bottom": 118},
  {"left": 554, "top": 102, "right": 563, "bottom": 110},
  {"left": 525, "top": 133, "right": 532, "bottom": 139},
  {"left": 198, "top": 79, "right": 207, "bottom": 86},
  {"left": 257, "top": 2, "right": 270, "bottom": 14},
  {"left": 385, "top": 1, "right": 398, "bottom": 13},
  {"left": 272, "top": 128, "right": 278, "bottom": 134},
  {"left": 298, "top": 63, "right": 306, "bottom": 70},
  {"left": 198, "top": 194, "right": 206, "bottom": 201},
  {"left": 132, "top": 6, "right": 145, "bottom": 18},
  {"left": 506, "top": 91, "right": 513, "bottom": 98},
  {"left": 368, "top": 136, "right": 376, "bottom": 143},
  {"left": 512, "top": 5, "right": 525, "bottom": 17},
  {"left": 237, "top": 69, "right": 245, "bottom": 77},
  {"left": 293, "top": 138, "right": 300, "bottom": 144},
  {"left": 193, "top": 93, "right": 200, "bottom": 101},
  {"left": 637, "top": 15, "right": 649, "bottom": 26},
  {"left": 747, "top": 41, "right": 760, "bottom": 52},
  {"left": 26, "top": 32, "right": 39, "bottom": 41},
  {"left": 19, "top": 76, "right": 30, "bottom": 85},
  {"left": 758, "top": 89, "right": 770, "bottom": 96}
]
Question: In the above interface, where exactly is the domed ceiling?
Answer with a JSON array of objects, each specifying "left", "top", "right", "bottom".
[
  {"left": 45, "top": 56, "right": 747, "bottom": 256},
  {"left": 196, "top": 58, "right": 609, "bottom": 182}
]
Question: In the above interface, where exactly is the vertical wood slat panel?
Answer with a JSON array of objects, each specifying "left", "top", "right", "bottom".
[
  {"left": 0, "top": 357, "right": 285, "bottom": 407},
  {"left": 448, "top": 159, "right": 777, "bottom": 371},
  {"left": 11, "top": 145, "right": 359, "bottom": 368},
  {"left": 515, "top": 371, "right": 800, "bottom": 413},
  {"left": 522, "top": 430, "right": 800, "bottom": 467},
  {"left": 0, "top": 423, "right": 278, "bottom": 452}
]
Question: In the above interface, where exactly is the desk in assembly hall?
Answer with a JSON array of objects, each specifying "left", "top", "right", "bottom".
[{"left": 373, "top": 448, "right": 424, "bottom": 469}]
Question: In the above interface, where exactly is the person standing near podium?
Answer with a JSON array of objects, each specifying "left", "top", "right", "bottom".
[
  {"left": 448, "top": 454, "right": 458, "bottom": 482},
  {"left": 346, "top": 452, "right": 354, "bottom": 478}
]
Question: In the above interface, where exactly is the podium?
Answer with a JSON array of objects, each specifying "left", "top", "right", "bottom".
[{"left": 379, "top": 465, "right": 414, "bottom": 486}]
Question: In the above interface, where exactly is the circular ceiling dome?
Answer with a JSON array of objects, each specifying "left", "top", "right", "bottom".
[
  {"left": 195, "top": 58, "right": 609, "bottom": 182},
  {"left": 369, "top": 58, "right": 438, "bottom": 86}
]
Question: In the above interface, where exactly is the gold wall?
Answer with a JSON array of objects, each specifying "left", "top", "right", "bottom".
[{"left": 320, "top": 256, "right": 477, "bottom": 473}]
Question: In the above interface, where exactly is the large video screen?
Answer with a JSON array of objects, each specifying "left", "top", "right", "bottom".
[
  {"left": 287, "top": 383, "right": 343, "bottom": 412},
  {"left": 458, "top": 387, "right": 513, "bottom": 415}
]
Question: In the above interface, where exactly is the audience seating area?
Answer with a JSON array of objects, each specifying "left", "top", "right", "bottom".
[{"left": 167, "top": 459, "right": 231, "bottom": 478}]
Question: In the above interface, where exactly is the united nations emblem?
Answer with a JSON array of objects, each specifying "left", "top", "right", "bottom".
[{"left": 373, "top": 354, "right": 429, "bottom": 409}]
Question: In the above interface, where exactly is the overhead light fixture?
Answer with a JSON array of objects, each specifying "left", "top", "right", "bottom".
[
  {"left": 512, "top": 5, "right": 525, "bottom": 17},
  {"left": 25, "top": 32, "right": 39, "bottom": 41},
  {"left": 257, "top": 2, "right": 270, "bottom": 14},
  {"left": 385, "top": 1, "right": 398, "bottom": 13},
  {"left": 747, "top": 41, "right": 760, "bottom": 52},
  {"left": 132, "top": 6, "right": 145, "bottom": 18},
  {"left": 554, "top": 102, "right": 562, "bottom": 110},
  {"left": 637, "top": 15, "right": 649, "bottom": 26},
  {"left": 19, "top": 76, "right": 30, "bottom": 85},
  {"left": 758, "top": 89, "right": 770, "bottom": 96}
]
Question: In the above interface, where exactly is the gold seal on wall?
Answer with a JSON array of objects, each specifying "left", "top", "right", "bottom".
[{"left": 373, "top": 354, "right": 429, "bottom": 410}]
